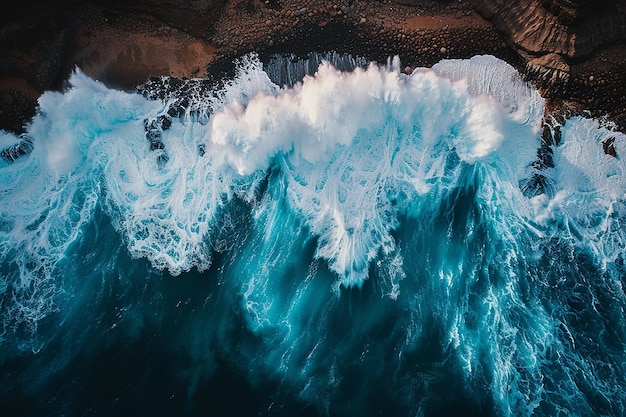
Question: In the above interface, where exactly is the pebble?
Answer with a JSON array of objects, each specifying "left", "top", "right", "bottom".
[
  {"left": 360, "top": 17, "right": 366, "bottom": 24},
  {"left": 440, "top": 47, "right": 447, "bottom": 54},
  {"left": 294, "top": 8, "right": 307, "bottom": 17}
]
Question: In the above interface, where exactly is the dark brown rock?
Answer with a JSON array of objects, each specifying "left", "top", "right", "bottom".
[
  {"left": 0, "top": 0, "right": 625, "bottom": 134},
  {"left": 469, "top": 0, "right": 626, "bottom": 59}
]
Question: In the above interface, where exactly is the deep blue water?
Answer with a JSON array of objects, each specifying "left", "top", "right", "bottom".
[{"left": 1, "top": 53, "right": 626, "bottom": 417}]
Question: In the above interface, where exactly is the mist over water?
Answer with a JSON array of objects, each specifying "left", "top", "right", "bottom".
[{"left": 1, "top": 53, "right": 626, "bottom": 417}]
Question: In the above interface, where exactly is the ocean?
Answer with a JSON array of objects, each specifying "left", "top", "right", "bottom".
[{"left": 1, "top": 53, "right": 625, "bottom": 417}]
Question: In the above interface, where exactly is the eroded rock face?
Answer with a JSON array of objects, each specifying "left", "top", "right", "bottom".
[
  {"left": 468, "top": 0, "right": 626, "bottom": 129},
  {"left": 469, "top": 0, "right": 626, "bottom": 59}
]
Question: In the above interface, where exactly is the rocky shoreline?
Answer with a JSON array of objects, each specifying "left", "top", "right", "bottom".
[{"left": 1, "top": 0, "right": 625, "bottom": 134}]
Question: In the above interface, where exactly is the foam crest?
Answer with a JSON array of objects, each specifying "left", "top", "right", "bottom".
[
  {"left": 199, "top": 55, "right": 541, "bottom": 286},
  {"left": 433, "top": 55, "right": 544, "bottom": 125},
  {"left": 0, "top": 70, "right": 136, "bottom": 257},
  {"left": 0, "top": 69, "right": 220, "bottom": 337}
]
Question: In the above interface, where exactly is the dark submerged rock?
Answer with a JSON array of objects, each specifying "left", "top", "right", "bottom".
[
  {"left": 603, "top": 136, "right": 618, "bottom": 157},
  {"left": 0, "top": 135, "right": 34, "bottom": 164}
]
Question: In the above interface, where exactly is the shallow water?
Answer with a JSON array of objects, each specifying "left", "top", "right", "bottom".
[{"left": 1, "top": 53, "right": 625, "bottom": 417}]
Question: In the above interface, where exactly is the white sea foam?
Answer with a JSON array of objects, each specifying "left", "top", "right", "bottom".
[{"left": 530, "top": 117, "right": 626, "bottom": 265}]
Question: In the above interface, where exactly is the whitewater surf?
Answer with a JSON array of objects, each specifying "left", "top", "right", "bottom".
[{"left": 1, "top": 53, "right": 625, "bottom": 417}]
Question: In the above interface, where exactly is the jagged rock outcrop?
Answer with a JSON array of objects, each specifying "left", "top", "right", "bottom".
[{"left": 469, "top": 0, "right": 626, "bottom": 59}]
